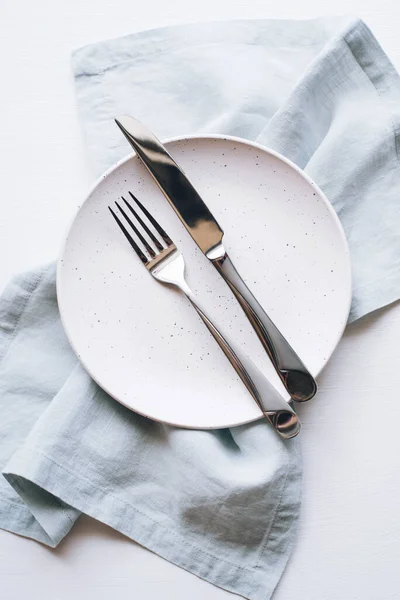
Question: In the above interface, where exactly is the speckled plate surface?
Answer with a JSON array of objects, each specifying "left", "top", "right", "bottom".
[{"left": 57, "top": 135, "right": 351, "bottom": 429}]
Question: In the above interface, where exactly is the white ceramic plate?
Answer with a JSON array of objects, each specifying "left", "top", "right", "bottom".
[{"left": 57, "top": 135, "right": 351, "bottom": 429}]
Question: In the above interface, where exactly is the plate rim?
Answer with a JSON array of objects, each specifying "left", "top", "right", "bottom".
[{"left": 57, "top": 133, "right": 352, "bottom": 429}]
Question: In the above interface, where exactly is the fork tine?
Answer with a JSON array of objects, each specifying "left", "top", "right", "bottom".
[
  {"left": 128, "top": 191, "right": 173, "bottom": 247},
  {"left": 108, "top": 207, "right": 149, "bottom": 265},
  {"left": 115, "top": 201, "right": 156, "bottom": 258},
  {"left": 122, "top": 195, "right": 164, "bottom": 252}
]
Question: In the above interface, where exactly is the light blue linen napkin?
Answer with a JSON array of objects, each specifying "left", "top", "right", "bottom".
[{"left": 1, "top": 16, "right": 400, "bottom": 600}]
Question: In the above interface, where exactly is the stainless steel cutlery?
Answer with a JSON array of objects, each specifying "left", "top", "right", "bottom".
[
  {"left": 115, "top": 116, "right": 317, "bottom": 403},
  {"left": 109, "top": 192, "right": 301, "bottom": 439}
]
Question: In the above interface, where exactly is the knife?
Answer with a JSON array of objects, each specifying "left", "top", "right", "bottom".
[{"left": 115, "top": 116, "right": 317, "bottom": 402}]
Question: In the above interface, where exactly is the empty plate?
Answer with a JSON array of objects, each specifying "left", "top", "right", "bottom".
[{"left": 57, "top": 135, "right": 351, "bottom": 428}]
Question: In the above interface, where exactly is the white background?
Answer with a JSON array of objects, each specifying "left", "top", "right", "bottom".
[{"left": 1, "top": 1, "right": 400, "bottom": 599}]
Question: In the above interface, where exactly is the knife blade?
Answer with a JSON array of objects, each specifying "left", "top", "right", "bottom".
[
  {"left": 115, "top": 117, "right": 223, "bottom": 255},
  {"left": 115, "top": 115, "right": 317, "bottom": 402}
]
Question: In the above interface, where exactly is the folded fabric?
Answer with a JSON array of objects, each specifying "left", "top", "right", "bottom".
[{"left": 1, "top": 16, "right": 400, "bottom": 600}]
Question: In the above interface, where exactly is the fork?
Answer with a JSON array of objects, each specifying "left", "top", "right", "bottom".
[{"left": 109, "top": 192, "right": 300, "bottom": 439}]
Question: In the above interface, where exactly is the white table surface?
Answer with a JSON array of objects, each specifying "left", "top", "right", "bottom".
[{"left": 1, "top": 2, "right": 400, "bottom": 599}]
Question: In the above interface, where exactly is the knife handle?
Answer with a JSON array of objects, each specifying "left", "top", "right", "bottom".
[
  {"left": 178, "top": 281, "right": 300, "bottom": 439},
  {"left": 209, "top": 250, "right": 317, "bottom": 402}
]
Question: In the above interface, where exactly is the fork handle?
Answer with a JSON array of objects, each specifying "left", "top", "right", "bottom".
[
  {"left": 178, "top": 282, "right": 300, "bottom": 439},
  {"left": 209, "top": 251, "right": 317, "bottom": 402}
]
